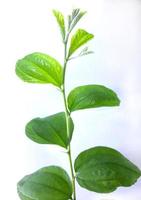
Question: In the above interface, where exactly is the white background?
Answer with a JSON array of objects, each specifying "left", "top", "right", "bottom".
[{"left": 0, "top": 0, "right": 141, "bottom": 199}]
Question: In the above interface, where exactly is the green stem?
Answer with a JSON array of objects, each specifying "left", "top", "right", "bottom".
[
  {"left": 67, "top": 145, "right": 76, "bottom": 200},
  {"left": 61, "top": 33, "right": 76, "bottom": 200}
]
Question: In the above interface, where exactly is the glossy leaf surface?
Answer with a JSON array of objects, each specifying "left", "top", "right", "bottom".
[
  {"left": 74, "top": 146, "right": 141, "bottom": 193},
  {"left": 68, "top": 29, "right": 94, "bottom": 57},
  {"left": 18, "top": 166, "right": 72, "bottom": 200},
  {"left": 16, "top": 52, "right": 63, "bottom": 87},
  {"left": 25, "top": 112, "right": 74, "bottom": 148},
  {"left": 68, "top": 85, "right": 120, "bottom": 112}
]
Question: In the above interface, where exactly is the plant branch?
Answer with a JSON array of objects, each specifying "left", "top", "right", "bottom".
[{"left": 61, "top": 32, "right": 76, "bottom": 200}]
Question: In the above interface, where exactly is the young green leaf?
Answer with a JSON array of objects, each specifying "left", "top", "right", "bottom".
[
  {"left": 68, "top": 29, "right": 94, "bottom": 57},
  {"left": 69, "top": 47, "right": 93, "bottom": 60},
  {"left": 67, "top": 85, "right": 120, "bottom": 112},
  {"left": 53, "top": 10, "right": 66, "bottom": 41},
  {"left": 68, "top": 9, "right": 87, "bottom": 32},
  {"left": 17, "top": 166, "right": 73, "bottom": 200},
  {"left": 79, "top": 47, "right": 94, "bottom": 56},
  {"left": 16, "top": 52, "right": 63, "bottom": 87},
  {"left": 71, "top": 9, "right": 80, "bottom": 20},
  {"left": 74, "top": 146, "right": 141, "bottom": 193},
  {"left": 25, "top": 112, "right": 74, "bottom": 148}
]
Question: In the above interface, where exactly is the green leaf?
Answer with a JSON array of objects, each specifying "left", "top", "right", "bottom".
[
  {"left": 53, "top": 10, "right": 66, "bottom": 41},
  {"left": 74, "top": 146, "right": 141, "bottom": 193},
  {"left": 67, "top": 85, "right": 120, "bottom": 112},
  {"left": 69, "top": 47, "right": 93, "bottom": 61},
  {"left": 16, "top": 52, "right": 63, "bottom": 87},
  {"left": 17, "top": 166, "right": 72, "bottom": 200},
  {"left": 68, "top": 29, "right": 94, "bottom": 57},
  {"left": 25, "top": 112, "right": 74, "bottom": 148},
  {"left": 68, "top": 9, "right": 86, "bottom": 32},
  {"left": 79, "top": 47, "right": 94, "bottom": 57}
]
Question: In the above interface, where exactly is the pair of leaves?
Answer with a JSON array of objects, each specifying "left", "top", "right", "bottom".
[
  {"left": 52, "top": 8, "right": 88, "bottom": 43},
  {"left": 17, "top": 147, "right": 141, "bottom": 200},
  {"left": 75, "top": 146, "right": 141, "bottom": 193},
  {"left": 26, "top": 112, "right": 74, "bottom": 149},
  {"left": 24, "top": 85, "right": 119, "bottom": 148},
  {"left": 18, "top": 166, "right": 72, "bottom": 200},
  {"left": 16, "top": 53, "right": 120, "bottom": 112}
]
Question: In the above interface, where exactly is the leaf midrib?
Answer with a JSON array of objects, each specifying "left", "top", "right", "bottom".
[
  {"left": 76, "top": 161, "right": 140, "bottom": 177},
  {"left": 46, "top": 119, "right": 67, "bottom": 148},
  {"left": 24, "top": 59, "right": 59, "bottom": 85},
  {"left": 26, "top": 174, "right": 70, "bottom": 196}
]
